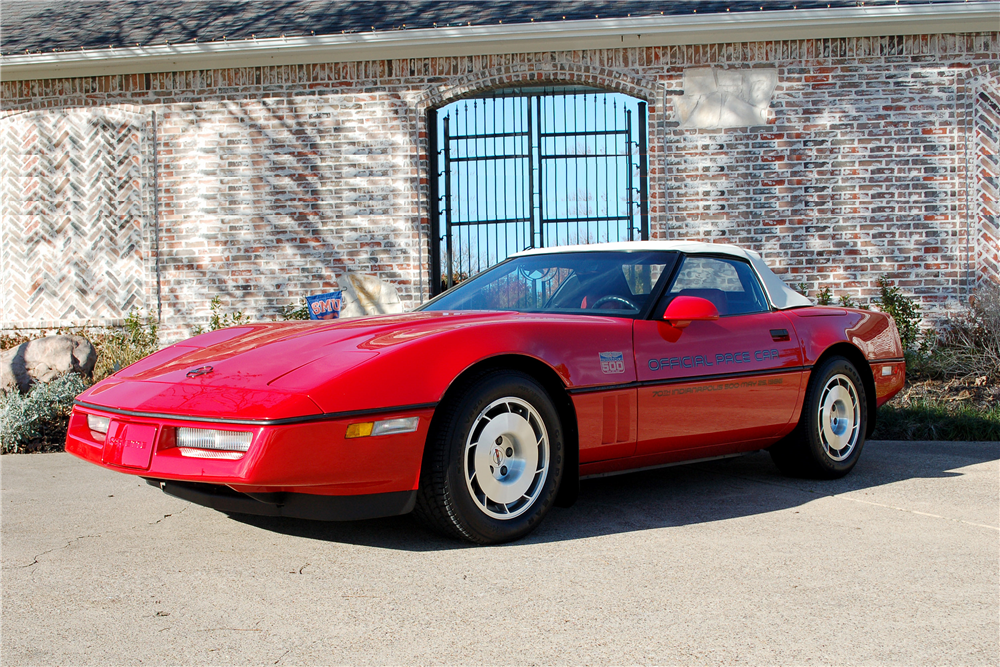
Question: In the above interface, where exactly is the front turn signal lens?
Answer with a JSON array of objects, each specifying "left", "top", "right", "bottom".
[
  {"left": 345, "top": 422, "right": 374, "bottom": 439},
  {"left": 347, "top": 417, "right": 420, "bottom": 439}
]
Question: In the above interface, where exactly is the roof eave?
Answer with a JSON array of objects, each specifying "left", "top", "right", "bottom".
[{"left": 2, "top": 3, "right": 996, "bottom": 82}]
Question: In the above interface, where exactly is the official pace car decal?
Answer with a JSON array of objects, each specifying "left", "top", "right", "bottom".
[
  {"left": 647, "top": 348, "right": 781, "bottom": 372},
  {"left": 599, "top": 351, "right": 626, "bottom": 374}
]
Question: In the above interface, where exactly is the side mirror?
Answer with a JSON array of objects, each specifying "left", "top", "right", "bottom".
[{"left": 663, "top": 296, "right": 720, "bottom": 329}]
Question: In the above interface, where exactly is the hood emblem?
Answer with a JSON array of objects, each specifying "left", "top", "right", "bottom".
[{"left": 186, "top": 365, "right": 214, "bottom": 378}]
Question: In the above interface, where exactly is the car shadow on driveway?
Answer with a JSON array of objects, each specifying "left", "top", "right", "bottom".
[{"left": 225, "top": 440, "right": 999, "bottom": 551}]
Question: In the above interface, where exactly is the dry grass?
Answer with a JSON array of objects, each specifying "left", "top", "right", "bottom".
[
  {"left": 913, "top": 284, "right": 1000, "bottom": 383},
  {"left": 875, "top": 377, "right": 999, "bottom": 441}
]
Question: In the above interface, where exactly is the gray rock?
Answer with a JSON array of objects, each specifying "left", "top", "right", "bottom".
[{"left": 1, "top": 335, "right": 97, "bottom": 393}]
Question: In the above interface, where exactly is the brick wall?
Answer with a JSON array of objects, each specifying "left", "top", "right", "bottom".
[
  {"left": 662, "top": 37, "right": 999, "bottom": 312},
  {"left": 1, "top": 33, "right": 997, "bottom": 342}
]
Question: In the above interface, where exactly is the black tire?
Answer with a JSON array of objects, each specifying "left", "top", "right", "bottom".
[
  {"left": 769, "top": 356, "right": 868, "bottom": 479},
  {"left": 414, "top": 370, "right": 564, "bottom": 544}
]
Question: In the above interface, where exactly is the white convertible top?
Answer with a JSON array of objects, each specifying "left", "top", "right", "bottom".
[{"left": 514, "top": 241, "right": 812, "bottom": 310}]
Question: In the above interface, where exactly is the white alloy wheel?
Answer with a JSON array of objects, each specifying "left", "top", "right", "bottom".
[
  {"left": 817, "top": 373, "right": 860, "bottom": 461},
  {"left": 464, "top": 396, "right": 549, "bottom": 520}
]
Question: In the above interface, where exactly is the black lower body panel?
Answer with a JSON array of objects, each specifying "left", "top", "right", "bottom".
[{"left": 146, "top": 479, "right": 417, "bottom": 521}]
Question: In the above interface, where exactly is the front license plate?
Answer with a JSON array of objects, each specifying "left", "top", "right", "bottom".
[{"left": 101, "top": 421, "right": 157, "bottom": 470}]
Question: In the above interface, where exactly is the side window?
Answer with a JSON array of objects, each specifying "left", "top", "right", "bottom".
[{"left": 664, "top": 256, "right": 769, "bottom": 316}]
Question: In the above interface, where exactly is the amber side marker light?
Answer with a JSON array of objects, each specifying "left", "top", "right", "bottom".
[{"left": 346, "top": 417, "right": 420, "bottom": 439}]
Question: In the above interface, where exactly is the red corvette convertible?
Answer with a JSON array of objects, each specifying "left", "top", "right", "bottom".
[{"left": 67, "top": 242, "right": 905, "bottom": 543}]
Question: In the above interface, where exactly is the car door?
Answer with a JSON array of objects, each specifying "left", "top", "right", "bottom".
[
  {"left": 561, "top": 253, "right": 679, "bottom": 464},
  {"left": 632, "top": 254, "right": 806, "bottom": 457}
]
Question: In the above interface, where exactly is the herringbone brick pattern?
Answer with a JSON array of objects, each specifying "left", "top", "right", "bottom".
[
  {"left": 976, "top": 80, "right": 1000, "bottom": 287},
  {"left": 0, "top": 109, "right": 147, "bottom": 327}
]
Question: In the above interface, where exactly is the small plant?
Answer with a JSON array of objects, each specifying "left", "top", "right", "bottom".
[
  {"left": 92, "top": 311, "right": 160, "bottom": 381},
  {"left": 838, "top": 294, "right": 857, "bottom": 308},
  {"left": 280, "top": 299, "right": 310, "bottom": 321},
  {"left": 1, "top": 373, "right": 91, "bottom": 454},
  {"left": 192, "top": 296, "right": 253, "bottom": 334},
  {"left": 871, "top": 275, "right": 921, "bottom": 352},
  {"left": 816, "top": 287, "right": 833, "bottom": 306},
  {"left": 1, "top": 329, "right": 37, "bottom": 351}
]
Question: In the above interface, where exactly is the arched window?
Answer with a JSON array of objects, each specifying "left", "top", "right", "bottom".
[{"left": 429, "top": 86, "right": 648, "bottom": 293}]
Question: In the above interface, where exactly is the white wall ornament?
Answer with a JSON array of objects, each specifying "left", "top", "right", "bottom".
[
  {"left": 676, "top": 68, "right": 778, "bottom": 129},
  {"left": 336, "top": 272, "right": 403, "bottom": 319}
]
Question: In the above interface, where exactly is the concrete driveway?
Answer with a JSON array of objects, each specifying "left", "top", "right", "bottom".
[{"left": 3, "top": 440, "right": 997, "bottom": 665}]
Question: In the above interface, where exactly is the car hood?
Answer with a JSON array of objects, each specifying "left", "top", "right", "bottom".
[{"left": 76, "top": 311, "right": 512, "bottom": 420}]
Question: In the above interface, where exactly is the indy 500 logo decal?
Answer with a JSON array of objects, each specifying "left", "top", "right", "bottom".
[{"left": 599, "top": 351, "right": 626, "bottom": 374}]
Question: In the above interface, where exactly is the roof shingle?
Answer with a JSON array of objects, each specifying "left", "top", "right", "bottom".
[{"left": 0, "top": 0, "right": 957, "bottom": 55}]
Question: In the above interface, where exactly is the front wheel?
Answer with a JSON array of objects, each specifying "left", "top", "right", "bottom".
[
  {"left": 770, "top": 356, "right": 868, "bottom": 479},
  {"left": 414, "top": 370, "right": 564, "bottom": 544}
]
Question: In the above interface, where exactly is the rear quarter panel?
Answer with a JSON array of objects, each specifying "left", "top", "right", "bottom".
[{"left": 789, "top": 307, "right": 905, "bottom": 408}]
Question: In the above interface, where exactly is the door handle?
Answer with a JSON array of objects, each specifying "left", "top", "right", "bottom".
[{"left": 770, "top": 329, "right": 790, "bottom": 342}]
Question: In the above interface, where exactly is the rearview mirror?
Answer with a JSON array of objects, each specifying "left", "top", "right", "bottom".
[{"left": 663, "top": 296, "right": 720, "bottom": 329}]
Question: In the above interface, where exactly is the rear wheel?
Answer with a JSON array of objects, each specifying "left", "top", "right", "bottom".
[
  {"left": 414, "top": 370, "right": 564, "bottom": 544},
  {"left": 770, "top": 356, "right": 867, "bottom": 479}
]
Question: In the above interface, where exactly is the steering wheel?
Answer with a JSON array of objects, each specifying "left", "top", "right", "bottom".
[{"left": 590, "top": 295, "right": 638, "bottom": 310}]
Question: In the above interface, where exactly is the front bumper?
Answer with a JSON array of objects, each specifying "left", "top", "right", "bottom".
[{"left": 66, "top": 402, "right": 434, "bottom": 519}]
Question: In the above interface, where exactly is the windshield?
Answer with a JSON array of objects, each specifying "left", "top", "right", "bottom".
[{"left": 419, "top": 251, "right": 677, "bottom": 317}]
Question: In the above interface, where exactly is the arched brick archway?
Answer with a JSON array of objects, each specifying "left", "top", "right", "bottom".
[
  {"left": 415, "top": 63, "right": 664, "bottom": 294},
  {"left": 417, "top": 62, "right": 659, "bottom": 114}
]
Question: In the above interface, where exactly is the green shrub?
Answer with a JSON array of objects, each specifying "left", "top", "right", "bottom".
[
  {"left": 280, "top": 298, "right": 310, "bottom": 321},
  {"left": 816, "top": 287, "right": 833, "bottom": 306},
  {"left": 91, "top": 311, "right": 160, "bottom": 381},
  {"left": 1, "top": 374, "right": 91, "bottom": 454},
  {"left": 871, "top": 275, "right": 921, "bottom": 352},
  {"left": 192, "top": 296, "right": 253, "bottom": 334},
  {"left": 838, "top": 294, "right": 857, "bottom": 308},
  {"left": 1, "top": 330, "right": 35, "bottom": 351}
]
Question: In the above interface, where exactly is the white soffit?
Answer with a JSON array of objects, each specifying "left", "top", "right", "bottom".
[{"left": 1, "top": 3, "right": 997, "bottom": 81}]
